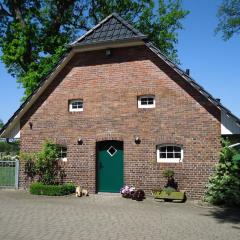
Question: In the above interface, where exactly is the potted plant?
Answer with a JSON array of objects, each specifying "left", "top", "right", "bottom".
[{"left": 153, "top": 169, "right": 186, "bottom": 202}]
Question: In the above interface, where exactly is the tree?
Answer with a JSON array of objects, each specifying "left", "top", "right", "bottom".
[
  {"left": 216, "top": 0, "right": 240, "bottom": 40},
  {"left": 0, "top": 0, "right": 188, "bottom": 99},
  {"left": 0, "top": 119, "right": 3, "bottom": 128}
]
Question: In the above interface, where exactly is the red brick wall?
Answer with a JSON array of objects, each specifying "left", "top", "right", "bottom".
[{"left": 20, "top": 45, "right": 221, "bottom": 199}]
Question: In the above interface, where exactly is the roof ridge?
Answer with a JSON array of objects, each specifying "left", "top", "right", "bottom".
[
  {"left": 70, "top": 14, "right": 115, "bottom": 46},
  {"left": 70, "top": 13, "right": 147, "bottom": 47},
  {"left": 111, "top": 12, "right": 146, "bottom": 37}
]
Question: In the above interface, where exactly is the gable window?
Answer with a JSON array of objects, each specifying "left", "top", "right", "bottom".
[
  {"left": 138, "top": 95, "right": 155, "bottom": 108},
  {"left": 157, "top": 145, "right": 183, "bottom": 163},
  {"left": 69, "top": 99, "right": 83, "bottom": 112},
  {"left": 58, "top": 146, "right": 67, "bottom": 162}
]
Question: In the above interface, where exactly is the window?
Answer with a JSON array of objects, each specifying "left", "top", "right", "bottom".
[
  {"left": 157, "top": 145, "right": 183, "bottom": 163},
  {"left": 107, "top": 146, "right": 117, "bottom": 157},
  {"left": 138, "top": 95, "right": 155, "bottom": 108},
  {"left": 59, "top": 146, "right": 67, "bottom": 162},
  {"left": 69, "top": 99, "right": 83, "bottom": 112}
]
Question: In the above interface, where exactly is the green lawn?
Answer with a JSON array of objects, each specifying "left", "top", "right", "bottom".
[{"left": 0, "top": 167, "right": 15, "bottom": 186}]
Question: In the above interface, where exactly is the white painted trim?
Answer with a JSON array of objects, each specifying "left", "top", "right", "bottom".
[
  {"left": 74, "top": 40, "right": 144, "bottom": 53},
  {"left": 107, "top": 146, "right": 117, "bottom": 157},
  {"left": 69, "top": 99, "right": 83, "bottom": 112},
  {"left": 156, "top": 145, "right": 183, "bottom": 163},
  {"left": 61, "top": 157, "right": 68, "bottom": 162},
  {"left": 138, "top": 95, "right": 155, "bottom": 109},
  {"left": 221, "top": 111, "right": 240, "bottom": 135}
]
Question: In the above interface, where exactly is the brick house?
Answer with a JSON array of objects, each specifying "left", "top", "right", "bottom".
[{"left": 1, "top": 13, "right": 240, "bottom": 199}]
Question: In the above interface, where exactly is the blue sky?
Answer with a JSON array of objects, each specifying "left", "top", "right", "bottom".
[{"left": 0, "top": 0, "right": 239, "bottom": 123}]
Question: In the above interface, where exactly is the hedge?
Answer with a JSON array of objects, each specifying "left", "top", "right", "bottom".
[{"left": 29, "top": 182, "right": 75, "bottom": 196}]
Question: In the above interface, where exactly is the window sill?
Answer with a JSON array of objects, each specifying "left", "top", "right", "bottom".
[{"left": 157, "top": 158, "right": 182, "bottom": 163}]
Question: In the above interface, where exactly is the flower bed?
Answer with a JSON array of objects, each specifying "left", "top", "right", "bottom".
[
  {"left": 120, "top": 185, "right": 145, "bottom": 201},
  {"left": 29, "top": 182, "right": 75, "bottom": 196}
]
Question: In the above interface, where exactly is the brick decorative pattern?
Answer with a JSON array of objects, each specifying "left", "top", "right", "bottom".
[{"left": 20, "top": 46, "right": 221, "bottom": 199}]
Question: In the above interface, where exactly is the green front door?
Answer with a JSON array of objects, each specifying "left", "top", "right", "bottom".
[{"left": 97, "top": 141, "right": 123, "bottom": 192}]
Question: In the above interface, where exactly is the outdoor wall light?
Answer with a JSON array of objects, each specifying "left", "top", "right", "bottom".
[
  {"left": 77, "top": 138, "right": 83, "bottom": 145},
  {"left": 105, "top": 49, "right": 112, "bottom": 56},
  {"left": 29, "top": 122, "right": 33, "bottom": 129},
  {"left": 135, "top": 137, "right": 141, "bottom": 144}
]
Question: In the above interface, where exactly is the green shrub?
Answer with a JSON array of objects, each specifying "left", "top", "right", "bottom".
[
  {"left": 22, "top": 140, "right": 66, "bottom": 184},
  {"left": 0, "top": 140, "right": 19, "bottom": 155},
  {"left": 204, "top": 139, "right": 240, "bottom": 206},
  {"left": 30, "top": 182, "right": 75, "bottom": 196},
  {"left": 162, "top": 187, "right": 176, "bottom": 195},
  {"left": 163, "top": 169, "right": 174, "bottom": 178}
]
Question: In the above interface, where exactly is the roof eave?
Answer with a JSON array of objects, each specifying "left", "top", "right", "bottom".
[{"left": 145, "top": 41, "right": 240, "bottom": 126}]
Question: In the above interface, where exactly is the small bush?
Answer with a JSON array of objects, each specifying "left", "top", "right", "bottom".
[
  {"left": 163, "top": 169, "right": 174, "bottom": 178},
  {"left": 204, "top": 139, "right": 240, "bottom": 206},
  {"left": 22, "top": 140, "right": 66, "bottom": 184},
  {"left": 30, "top": 182, "right": 75, "bottom": 196},
  {"left": 162, "top": 187, "right": 176, "bottom": 195}
]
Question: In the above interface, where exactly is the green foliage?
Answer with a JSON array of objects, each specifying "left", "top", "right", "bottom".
[
  {"left": 216, "top": 0, "right": 240, "bottom": 40},
  {"left": 21, "top": 140, "right": 65, "bottom": 184},
  {"left": 29, "top": 182, "right": 75, "bottom": 196},
  {"left": 204, "top": 138, "right": 240, "bottom": 206},
  {"left": 163, "top": 169, "right": 175, "bottom": 178},
  {"left": 0, "top": 119, "right": 3, "bottom": 128},
  {"left": 162, "top": 186, "right": 176, "bottom": 195},
  {"left": 0, "top": 0, "right": 188, "bottom": 99},
  {"left": 0, "top": 140, "right": 20, "bottom": 155},
  {"left": 35, "top": 140, "right": 61, "bottom": 184},
  {"left": 22, "top": 153, "right": 37, "bottom": 180}
]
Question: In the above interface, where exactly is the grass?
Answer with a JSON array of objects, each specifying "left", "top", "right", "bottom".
[{"left": 0, "top": 167, "right": 15, "bottom": 186}]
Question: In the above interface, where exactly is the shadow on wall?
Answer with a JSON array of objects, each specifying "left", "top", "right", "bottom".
[{"left": 203, "top": 207, "right": 240, "bottom": 225}]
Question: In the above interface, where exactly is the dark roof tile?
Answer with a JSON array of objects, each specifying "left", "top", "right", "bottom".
[{"left": 70, "top": 13, "right": 147, "bottom": 46}]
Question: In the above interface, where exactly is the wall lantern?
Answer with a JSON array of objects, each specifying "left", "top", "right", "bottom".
[
  {"left": 135, "top": 137, "right": 141, "bottom": 144},
  {"left": 105, "top": 49, "right": 112, "bottom": 56},
  {"left": 77, "top": 138, "right": 83, "bottom": 145},
  {"left": 29, "top": 122, "right": 33, "bottom": 129}
]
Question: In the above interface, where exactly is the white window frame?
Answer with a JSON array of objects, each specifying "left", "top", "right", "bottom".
[
  {"left": 69, "top": 99, "right": 83, "bottom": 112},
  {"left": 59, "top": 146, "right": 67, "bottom": 162},
  {"left": 138, "top": 95, "right": 155, "bottom": 109},
  {"left": 157, "top": 144, "right": 183, "bottom": 163}
]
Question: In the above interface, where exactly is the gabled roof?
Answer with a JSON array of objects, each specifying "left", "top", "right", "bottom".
[
  {"left": 0, "top": 13, "right": 240, "bottom": 138},
  {"left": 70, "top": 13, "right": 147, "bottom": 46}
]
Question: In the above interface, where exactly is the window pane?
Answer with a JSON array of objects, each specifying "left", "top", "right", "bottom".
[
  {"left": 167, "top": 153, "right": 174, "bottom": 158},
  {"left": 71, "top": 100, "right": 83, "bottom": 110},
  {"left": 60, "top": 147, "right": 67, "bottom": 158},
  {"left": 160, "top": 146, "right": 167, "bottom": 152},
  {"left": 160, "top": 153, "right": 166, "bottom": 158},
  {"left": 167, "top": 146, "right": 174, "bottom": 152},
  {"left": 147, "top": 98, "right": 154, "bottom": 104},
  {"left": 174, "top": 146, "right": 181, "bottom": 152},
  {"left": 140, "top": 96, "right": 155, "bottom": 106},
  {"left": 175, "top": 153, "right": 181, "bottom": 158},
  {"left": 62, "top": 152, "right": 67, "bottom": 158}
]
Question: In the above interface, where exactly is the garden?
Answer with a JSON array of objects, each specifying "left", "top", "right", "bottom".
[{"left": 23, "top": 140, "right": 75, "bottom": 196}]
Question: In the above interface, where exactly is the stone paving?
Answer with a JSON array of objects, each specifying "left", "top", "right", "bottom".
[{"left": 0, "top": 190, "right": 239, "bottom": 240}]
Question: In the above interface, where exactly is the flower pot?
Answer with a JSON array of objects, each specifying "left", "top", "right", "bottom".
[{"left": 153, "top": 190, "right": 186, "bottom": 202}]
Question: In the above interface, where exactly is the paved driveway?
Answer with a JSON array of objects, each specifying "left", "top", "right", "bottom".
[{"left": 0, "top": 190, "right": 239, "bottom": 240}]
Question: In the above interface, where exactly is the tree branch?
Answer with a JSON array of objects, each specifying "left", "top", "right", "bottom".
[
  {"left": 0, "top": 3, "right": 12, "bottom": 16},
  {"left": 12, "top": 0, "right": 27, "bottom": 28}
]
